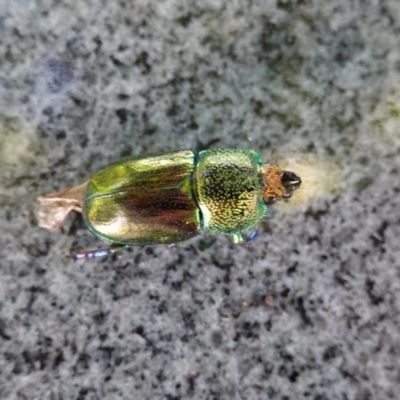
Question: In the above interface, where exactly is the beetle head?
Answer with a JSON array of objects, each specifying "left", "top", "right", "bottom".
[{"left": 261, "top": 165, "right": 301, "bottom": 205}]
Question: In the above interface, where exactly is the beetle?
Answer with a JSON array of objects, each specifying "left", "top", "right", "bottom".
[{"left": 37, "top": 149, "right": 301, "bottom": 259}]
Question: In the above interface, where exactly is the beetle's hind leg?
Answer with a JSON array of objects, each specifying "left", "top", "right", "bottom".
[{"left": 69, "top": 244, "right": 129, "bottom": 260}]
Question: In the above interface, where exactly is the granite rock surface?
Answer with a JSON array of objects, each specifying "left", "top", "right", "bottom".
[{"left": 0, "top": 1, "right": 399, "bottom": 399}]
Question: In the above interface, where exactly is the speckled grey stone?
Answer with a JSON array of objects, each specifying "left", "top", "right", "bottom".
[{"left": 0, "top": 1, "right": 399, "bottom": 399}]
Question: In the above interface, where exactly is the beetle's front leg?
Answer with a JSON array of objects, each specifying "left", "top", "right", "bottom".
[
  {"left": 69, "top": 244, "right": 129, "bottom": 260},
  {"left": 231, "top": 227, "right": 259, "bottom": 246},
  {"left": 243, "top": 227, "right": 259, "bottom": 245}
]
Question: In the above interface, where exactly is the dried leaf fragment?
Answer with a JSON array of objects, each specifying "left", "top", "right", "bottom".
[{"left": 37, "top": 181, "right": 88, "bottom": 231}]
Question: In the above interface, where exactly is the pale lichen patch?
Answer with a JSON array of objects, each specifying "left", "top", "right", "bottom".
[
  {"left": 0, "top": 116, "right": 40, "bottom": 167},
  {"left": 370, "top": 95, "right": 400, "bottom": 147},
  {"left": 276, "top": 152, "right": 344, "bottom": 210}
]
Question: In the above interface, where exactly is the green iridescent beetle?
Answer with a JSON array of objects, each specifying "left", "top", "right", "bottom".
[{"left": 37, "top": 149, "right": 301, "bottom": 259}]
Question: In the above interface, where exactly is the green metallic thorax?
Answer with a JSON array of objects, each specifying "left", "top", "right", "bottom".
[
  {"left": 195, "top": 149, "right": 267, "bottom": 237},
  {"left": 83, "top": 149, "right": 267, "bottom": 245}
]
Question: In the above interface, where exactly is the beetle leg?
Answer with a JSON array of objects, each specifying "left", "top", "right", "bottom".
[
  {"left": 244, "top": 227, "right": 259, "bottom": 245},
  {"left": 70, "top": 244, "right": 129, "bottom": 260},
  {"left": 231, "top": 232, "right": 245, "bottom": 244},
  {"left": 231, "top": 227, "right": 259, "bottom": 246}
]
